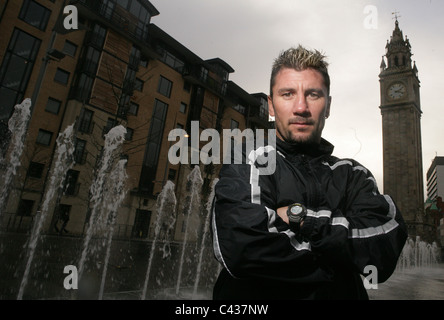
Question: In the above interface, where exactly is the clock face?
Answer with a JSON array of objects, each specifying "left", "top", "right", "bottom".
[{"left": 388, "top": 83, "right": 406, "bottom": 100}]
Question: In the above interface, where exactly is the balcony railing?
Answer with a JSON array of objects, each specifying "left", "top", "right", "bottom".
[
  {"left": 182, "top": 65, "right": 226, "bottom": 97},
  {"left": 76, "top": 0, "right": 149, "bottom": 42}
]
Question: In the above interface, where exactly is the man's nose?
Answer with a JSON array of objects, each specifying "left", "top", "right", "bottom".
[{"left": 292, "top": 95, "right": 309, "bottom": 114}]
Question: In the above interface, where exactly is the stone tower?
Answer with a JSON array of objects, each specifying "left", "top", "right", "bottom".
[{"left": 379, "top": 19, "right": 424, "bottom": 236}]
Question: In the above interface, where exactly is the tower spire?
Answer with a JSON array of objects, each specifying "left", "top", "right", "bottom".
[
  {"left": 392, "top": 11, "right": 401, "bottom": 25},
  {"left": 382, "top": 15, "right": 414, "bottom": 72}
]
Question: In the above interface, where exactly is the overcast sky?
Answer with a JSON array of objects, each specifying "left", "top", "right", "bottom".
[{"left": 150, "top": 0, "right": 444, "bottom": 196}]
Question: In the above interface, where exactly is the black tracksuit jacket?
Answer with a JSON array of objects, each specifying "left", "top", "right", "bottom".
[{"left": 211, "top": 137, "right": 407, "bottom": 299}]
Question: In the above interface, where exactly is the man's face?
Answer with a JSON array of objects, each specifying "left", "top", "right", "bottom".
[{"left": 268, "top": 68, "right": 331, "bottom": 144}]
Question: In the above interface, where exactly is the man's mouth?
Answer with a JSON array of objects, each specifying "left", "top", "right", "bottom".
[{"left": 289, "top": 118, "right": 314, "bottom": 126}]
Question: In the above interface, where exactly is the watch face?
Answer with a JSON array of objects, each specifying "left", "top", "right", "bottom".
[
  {"left": 290, "top": 205, "right": 303, "bottom": 215},
  {"left": 388, "top": 83, "right": 406, "bottom": 100}
]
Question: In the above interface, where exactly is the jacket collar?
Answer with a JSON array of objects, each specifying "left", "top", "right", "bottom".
[{"left": 276, "top": 137, "right": 334, "bottom": 159}]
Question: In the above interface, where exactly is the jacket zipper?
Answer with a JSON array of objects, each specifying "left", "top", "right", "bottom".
[{"left": 301, "top": 154, "right": 322, "bottom": 210}]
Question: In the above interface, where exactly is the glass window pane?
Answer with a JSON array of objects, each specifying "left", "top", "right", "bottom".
[
  {"left": 13, "top": 31, "right": 40, "bottom": 59},
  {"left": 19, "top": 0, "right": 51, "bottom": 31},
  {"left": 36, "top": 129, "right": 53, "bottom": 145},
  {"left": 63, "top": 40, "right": 77, "bottom": 57},
  {"left": 129, "top": 0, "right": 141, "bottom": 16},
  {"left": 116, "top": 0, "right": 129, "bottom": 9},
  {"left": 54, "top": 68, "right": 70, "bottom": 85},
  {"left": 1, "top": 55, "right": 27, "bottom": 90},
  {"left": 128, "top": 102, "right": 139, "bottom": 115},
  {"left": 0, "top": 87, "right": 18, "bottom": 120},
  {"left": 28, "top": 162, "right": 45, "bottom": 178},
  {"left": 158, "top": 76, "right": 172, "bottom": 98},
  {"left": 45, "top": 97, "right": 61, "bottom": 114}
]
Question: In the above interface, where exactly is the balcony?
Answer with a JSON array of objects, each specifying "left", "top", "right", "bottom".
[
  {"left": 247, "top": 109, "right": 270, "bottom": 130},
  {"left": 182, "top": 65, "right": 227, "bottom": 97},
  {"left": 75, "top": 0, "right": 150, "bottom": 43}
]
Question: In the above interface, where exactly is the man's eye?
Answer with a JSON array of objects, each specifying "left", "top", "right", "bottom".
[
  {"left": 282, "top": 92, "right": 292, "bottom": 97},
  {"left": 308, "top": 92, "right": 320, "bottom": 99}
]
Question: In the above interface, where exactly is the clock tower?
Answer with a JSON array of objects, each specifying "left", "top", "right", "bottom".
[{"left": 379, "top": 19, "right": 424, "bottom": 236}]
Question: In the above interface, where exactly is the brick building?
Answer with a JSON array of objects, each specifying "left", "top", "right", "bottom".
[{"left": 0, "top": 0, "right": 270, "bottom": 242}]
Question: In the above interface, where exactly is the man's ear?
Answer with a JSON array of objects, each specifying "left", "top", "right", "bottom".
[
  {"left": 268, "top": 95, "right": 275, "bottom": 117},
  {"left": 325, "top": 96, "right": 332, "bottom": 118}
]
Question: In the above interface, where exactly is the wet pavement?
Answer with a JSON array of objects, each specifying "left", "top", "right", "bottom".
[{"left": 367, "top": 264, "right": 444, "bottom": 300}]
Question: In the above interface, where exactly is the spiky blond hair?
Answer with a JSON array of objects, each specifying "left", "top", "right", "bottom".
[{"left": 270, "top": 45, "right": 330, "bottom": 96}]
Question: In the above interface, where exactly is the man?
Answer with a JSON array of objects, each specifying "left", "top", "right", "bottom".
[{"left": 211, "top": 45, "right": 407, "bottom": 299}]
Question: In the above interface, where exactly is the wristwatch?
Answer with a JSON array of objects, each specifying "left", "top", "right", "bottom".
[{"left": 286, "top": 203, "right": 307, "bottom": 232}]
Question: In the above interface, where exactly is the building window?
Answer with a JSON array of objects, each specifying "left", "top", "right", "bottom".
[
  {"left": 74, "top": 138, "right": 87, "bottom": 164},
  {"left": 36, "top": 129, "right": 53, "bottom": 146},
  {"left": 64, "top": 170, "right": 80, "bottom": 196},
  {"left": 83, "top": 47, "right": 101, "bottom": 75},
  {"left": 54, "top": 204, "right": 71, "bottom": 233},
  {"left": 78, "top": 109, "right": 94, "bottom": 134},
  {"left": 132, "top": 209, "right": 151, "bottom": 239},
  {"left": 116, "top": 0, "right": 129, "bottom": 10},
  {"left": 139, "top": 56, "right": 148, "bottom": 68},
  {"left": 99, "top": 0, "right": 115, "bottom": 19},
  {"left": 145, "top": 99, "right": 168, "bottom": 166},
  {"left": 230, "top": 119, "right": 239, "bottom": 130},
  {"left": 73, "top": 73, "right": 94, "bottom": 101},
  {"left": 158, "top": 76, "right": 172, "bottom": 98},
  {"left": 89, "top": 24, "right": 107, "bottom": 49},
  {"left": 0, "top": 28, "right": 41, "bottom": 120},
  {"left": 183, "top": 81, "right": 191, "bottom": 92},
  {"left": 134, "top": 77, "right": 144, "bottom": 92},
  {"left": 129, "top": 46, "right": 141, "bottom": 68},
  {"left": 54, "top": 68, "right": 70, "bottom": 85},
  {"left": 233, "top": 104, "right": 246, "bottom": 115},
  {"left": 27, "top": 162, "right": 45, "bottom": 178},
  {"left": 103, "top": 118, "right": 118, "bottom": 136},
  {"left": 45, "top": 97, "right": 61, "bottom": 114},
  {"left": 19, "top": 0, "right": 51, "bottom": 31},
  {"left": 259, "top": 98, "right": 268, "bottom": 119},
  {"left": 118, "top": 93, "right": 130, "bottom": 118},
  {"left": 168, "top": 168, "right": 177, "bottom": 181},
  {"left": 63, "top": 40, "right": 77, "bottom": 57},
  {"left": 122, "top": 68, "right": 136, "bottom": 93},
  {"left": 128, "top": 102, "right": 139, "bottom": 116},
  {"left": 17, "top": 199, "right": 34, "bottom": 216},
  {"left": 158, "top": 48, "right": 184, "bottom": 71},
  {"left": 125, "top": 127, "right": 134, "bottom": 141},
  {"left": 200, "top": 67, "right": 208, "bottom": 82},
  {"left": 179, "top": 102, "right": 187, "bottom": 113}
]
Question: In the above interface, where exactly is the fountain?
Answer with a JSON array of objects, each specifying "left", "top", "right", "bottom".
[
  {"left": 76, "top": 125, "right": 127, "bottom": 298},
  {"left": 141, "top": 180, "right": 177, "bottom": 300},
  {"left": 175, "top": 165, "right": 203, "bottom": 297},
  {"left": 98, "top": 158, "right": 128, "bottom": 300},
  {"left": 397, "top": 236, "right": 440, "bottom": 271},
  {"left": 368, "top": 236, "right": 443, "bottom": 300},
  {"left": 17, "top": 123, "right": 76, "bottom": 299},
  {"left": 0, "top": 99, "right": 31, "bottom": 222},
  {"left": 0, "top": 112, "right": 221, "bottom": 300},
  {"left": 193, "top": 178, "right": 218, "bottom": 297}
]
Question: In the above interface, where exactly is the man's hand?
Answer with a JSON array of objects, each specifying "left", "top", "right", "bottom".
[
  {"left": 277, "top": 206, "right": 289, "bottom": 224},
  {"left": 276, "top": 206, "right": 304, "bottom": 227}
]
